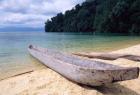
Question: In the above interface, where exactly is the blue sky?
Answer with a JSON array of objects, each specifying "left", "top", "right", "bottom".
[{"left": 0, "top": 0, "right": 84, "bottom": 30}]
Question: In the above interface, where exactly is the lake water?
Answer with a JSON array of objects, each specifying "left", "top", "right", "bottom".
[{"left": 0, "top": 31, "right": 140, "bottom": 80}]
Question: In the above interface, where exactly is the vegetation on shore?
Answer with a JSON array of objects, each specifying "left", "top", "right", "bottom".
[{"left": 45, "top": 0, "right": 140, "bottom": 35}]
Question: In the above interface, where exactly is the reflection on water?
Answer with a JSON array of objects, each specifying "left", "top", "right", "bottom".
[{"left": 0, "top": 31, "right": 140, "bottom": 79}]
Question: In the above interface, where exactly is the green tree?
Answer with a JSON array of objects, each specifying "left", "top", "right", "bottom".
[{"left": 45, "top": 0, "right": 140, "bottom": 35}]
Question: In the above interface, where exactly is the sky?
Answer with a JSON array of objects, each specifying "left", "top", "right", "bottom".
[{"left": 0, "top": 0, "right": 84, "bottom": 30}]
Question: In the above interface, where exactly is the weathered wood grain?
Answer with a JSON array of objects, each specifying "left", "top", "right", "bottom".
[
  {"left": 28, "top": 45, "right": 139, "bottom": 86},
  {"left": 73, "top": 52, "right": 140, "bottom": 61}
]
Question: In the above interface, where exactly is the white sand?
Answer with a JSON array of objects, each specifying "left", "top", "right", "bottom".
[{"left": 0, "top": 44, "right": 140, "bottom": 95}]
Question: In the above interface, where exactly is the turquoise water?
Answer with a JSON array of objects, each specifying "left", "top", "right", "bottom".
[{"left": 0, "top": 31, "right": 140, "bottom": 79}]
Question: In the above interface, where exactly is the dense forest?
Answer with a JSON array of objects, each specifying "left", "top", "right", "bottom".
[{"left": 45, "top": 0, "right": 140, "bottom": 35}]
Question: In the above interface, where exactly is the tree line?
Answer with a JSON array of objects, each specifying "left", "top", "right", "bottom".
[{"left": 45, "top": 0, "right": 140, "bottom": 35}]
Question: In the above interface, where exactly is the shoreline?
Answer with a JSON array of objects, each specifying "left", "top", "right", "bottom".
[{"left": 0, "top": 44, "right": 140, "bottom": 95}]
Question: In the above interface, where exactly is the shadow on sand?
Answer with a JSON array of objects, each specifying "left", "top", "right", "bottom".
[{"left": 79, "top": 83, "right": 139, "bottom": 95}]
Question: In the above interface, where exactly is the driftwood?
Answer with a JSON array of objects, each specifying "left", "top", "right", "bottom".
[
  {"left": 28, "top": 45, "right": 139, "bottom": 86},
  {"left": 73, "top": 52, "right": 140, "bottom": 61},
  {"left": 0, "top": 70, "right": 33, "bottom": 81}
]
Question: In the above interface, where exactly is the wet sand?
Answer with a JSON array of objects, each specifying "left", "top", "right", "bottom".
[{"left": 0, "top": 44, "right": 140, "bottom": 95}]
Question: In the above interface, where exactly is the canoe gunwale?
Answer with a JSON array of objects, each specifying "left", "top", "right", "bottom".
[{"left": 28, "top": 45, "right": 136, "bottom": 70}]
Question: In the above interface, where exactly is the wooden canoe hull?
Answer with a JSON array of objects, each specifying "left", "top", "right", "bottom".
[{"left": 28, "top": 45, "right": 139, "bottom": 86}]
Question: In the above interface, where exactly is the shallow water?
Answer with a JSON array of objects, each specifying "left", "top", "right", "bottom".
[{"left": 0, "top": 31, "right": 140, "bottom": 79}]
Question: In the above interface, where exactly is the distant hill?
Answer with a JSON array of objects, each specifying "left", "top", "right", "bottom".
[
  {"left": 45, "top": 0, "right": 140, "bottom": 35},
  {"left": 0, "top": 27, "right": 43, "bottom": 32}
]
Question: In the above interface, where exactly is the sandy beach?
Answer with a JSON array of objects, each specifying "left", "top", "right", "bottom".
[{"left": 0, "top": 44, "right": 140, "bottom": 95}]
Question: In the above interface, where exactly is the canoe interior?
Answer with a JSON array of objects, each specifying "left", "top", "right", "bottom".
[{"left": 28, "top": 45, "right": 137, "bottom": 70}]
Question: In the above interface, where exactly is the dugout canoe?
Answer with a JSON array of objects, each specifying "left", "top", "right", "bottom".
[{"left": 28, "top": 45, "right": 139, "bottom": 86}]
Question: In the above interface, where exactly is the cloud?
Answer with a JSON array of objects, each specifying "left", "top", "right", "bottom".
[{"left": 0, "top": 0, "right": 84, "bottom": 28}]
